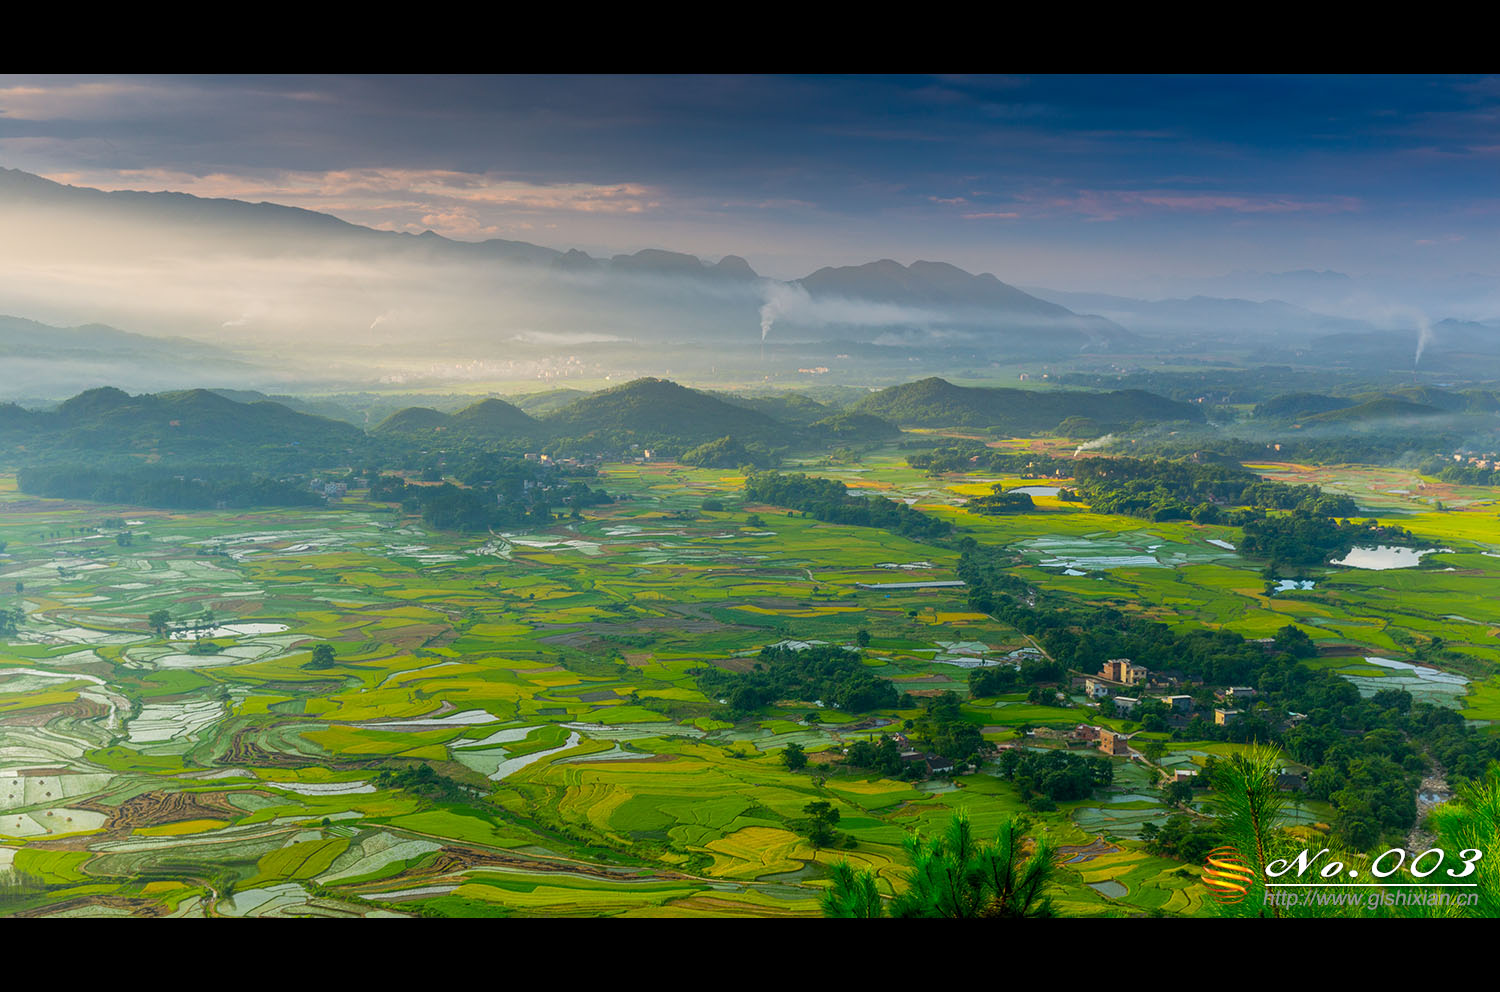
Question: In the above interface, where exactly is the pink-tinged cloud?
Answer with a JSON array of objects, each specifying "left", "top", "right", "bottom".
[
  {"left": 48, "top": 167, "right": 659, "bottom": 215},
  {"left": 419, "top": 210, "right": 501, "bottom": 238},
  {"left": 0, "top": 81, "right": 168, "bottom": 120},
  {"left": 32, "top": 166, "right": 664, "bottom": 241},
  {"left": 961, "top": 211, "right": 1019, "bottom": 220}
]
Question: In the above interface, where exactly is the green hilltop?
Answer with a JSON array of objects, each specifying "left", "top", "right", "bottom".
[{"left": 853, "top": 377, "right": 1204, "bottom": 433}]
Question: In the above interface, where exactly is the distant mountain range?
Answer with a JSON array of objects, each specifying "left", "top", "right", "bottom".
[
  {"left": 4, "top": 165, "right": 1496, "bottom": 390},
  {"left": 0, "top": 314, "right": 234, "bottom": 362},
  {"left": 0, "top": 314, "right": 262, "bottom": 399},
  {"left": 0, "top": 167, "right": 1128, "bottom": 359}
]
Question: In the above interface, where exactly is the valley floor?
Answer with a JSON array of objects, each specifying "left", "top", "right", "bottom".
[{"left": 1, "top": 453, "right": 1497, "bottom": 917}]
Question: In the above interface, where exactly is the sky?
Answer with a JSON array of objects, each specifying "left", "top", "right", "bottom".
[{"left": 3, "top": 74, "right": 1500, "bottom": 294}]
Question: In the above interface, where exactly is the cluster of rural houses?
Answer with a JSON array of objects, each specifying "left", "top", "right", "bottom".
[
  {"left": 887, "top": 733, "right": 956, "bottom": 777},
  {"left": 1078, "top": 658, "right": 1255, "bottom": 730}
]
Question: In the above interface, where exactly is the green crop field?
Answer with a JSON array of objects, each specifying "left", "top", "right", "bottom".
[{"left": 3, "top": 450, "right": 1498, "bottom": 918}]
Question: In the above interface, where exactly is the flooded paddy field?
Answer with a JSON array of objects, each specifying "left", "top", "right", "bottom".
[{"left": 2, "top": 453, "right": 1496, "bottom": 917}]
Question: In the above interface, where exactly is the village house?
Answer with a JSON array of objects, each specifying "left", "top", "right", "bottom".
[
  {"left": 1214, "top": 708, "right": 1240, "bottom": 726},
  {"left": 1161, "top": 694, "right": 1195, "bottom": 714},
  {"left": 1098, "top": 728, "right": 1132, "bottom": 756},
  {"left": 1083, "top": 677, "right": 1115, "bottom": 700},
  {"left": 1070, "top": 724, "right": 1102, "bottom": 744},
  {"left": 1100, "top": 658, "right": 1148, "bottom": 686},
  {"left": 912, "top": 753, "right": 956, "bottom": 776},
  {"left": 1112, "top": 696, "right": 1139, "bottom": 716}
]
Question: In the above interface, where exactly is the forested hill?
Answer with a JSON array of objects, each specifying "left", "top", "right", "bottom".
[
  {"left": 6, "top": 376, "right": 1206, "bottom": 467},
  {"left": 853, "top": 377, "right": 1203, "bottom": 433},
  {"left": 373, "top": 406, "right": 452, "bottom": 435},
  {"left": 1, "top": 387, "right": 363, "bottom": 459},
  {"left": 373, "top": 397, "right": 538, "bottom": 440},
  {"left": 712, "top": 391, "right": 838, "bottom": 426},
  {"left": 541, "top": 378, "right": 789, "bottom": 446},
  {"left": 1252, "top": 386, "right": 1500, "bottom": 424},
  {"left": 0, "top": 380, "right": 856, "bottom": 465},
  {"left": 798, "top": 259, "right": 1075, "bottom": 315},
  {"left": 506, "top": 389, "right": 590, "bottom": 417}
]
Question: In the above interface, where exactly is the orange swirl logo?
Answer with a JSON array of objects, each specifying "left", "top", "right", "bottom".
[{"left": 1202, "top": 846, "right": 1256, "bottom": 904}]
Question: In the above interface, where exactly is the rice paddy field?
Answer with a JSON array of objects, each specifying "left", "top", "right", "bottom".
[{"left": 1, "top": 449, "right": 1497, "bottom": 917}]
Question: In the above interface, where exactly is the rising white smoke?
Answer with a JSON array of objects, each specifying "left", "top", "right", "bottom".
[
  {"left": 756, "top": 282, "right": 943, "bottom": 344},
  {"left": 1074, "top": 433, "right": 1115, "bottom": 457},
  {"left": 1414, "top": 313, "right": 1434, "bottom": 367},
  {"left": 759, "top": 283, "right": 801, "bottom": 342}
]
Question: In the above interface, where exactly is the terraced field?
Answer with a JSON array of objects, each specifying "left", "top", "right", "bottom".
[{"left": 2, "top": 453, "right": 1497, "bottom": 917}]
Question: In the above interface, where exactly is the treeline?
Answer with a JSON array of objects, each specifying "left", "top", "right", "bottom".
[
  {"left": 994, "top": 748, "right": 1114, "bottom": 808},
  {"left": 1094, "top": 431, "right": 1484, "bottom": 476},
  {"left": 911, "top": 692, "right": 990, "bottom": 763},
  {"left": 1238, "top": 510, "right": 1415, "bottom": 570},
  {"left": 908, "top": 444, "right": 1076, "bottom": 478},
  {"left": 369, "top": 473, "right": 611, "bottom": 532},
  {"left": 408, "top": 483, "right": 553, "bottom": 531},
  {"left": 372, "top": 764, "right": 471, "bottom": 803},
  {"left": 444, "top": 451, "right": 598, "bottom": 490},
  {"left": 1419, "top": 455, "right": 1499, "bottom": 487},
  {"left": 964, "top": 489, "right": 1035, "bottom": 515},
  {"left": 680, "top": 435, "right": 779, "bottom": 470},
  {"left": 17, "top": 464, "right": 324, "bottom": 510},
  {"left": 1069, "top": 456, "right": 1359, "bottom": 522},
  {"left": 967, "top": 657, "right": 1066, "bottom": 696},
  {"left": 743, "top": 472, "right": 954, "bottom": 541},
  {"left": 694, "top": 644, "right": 900, "bottom": 718},
  {"left": 1052, "top": 456, "right": 1413, "bottom": 567},
  {"left": 1054, "top": 366, "right": 1330, "bottom": 405},
  {"left": 912, "top": 448, "right": 1397, "bottom": 567}
]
